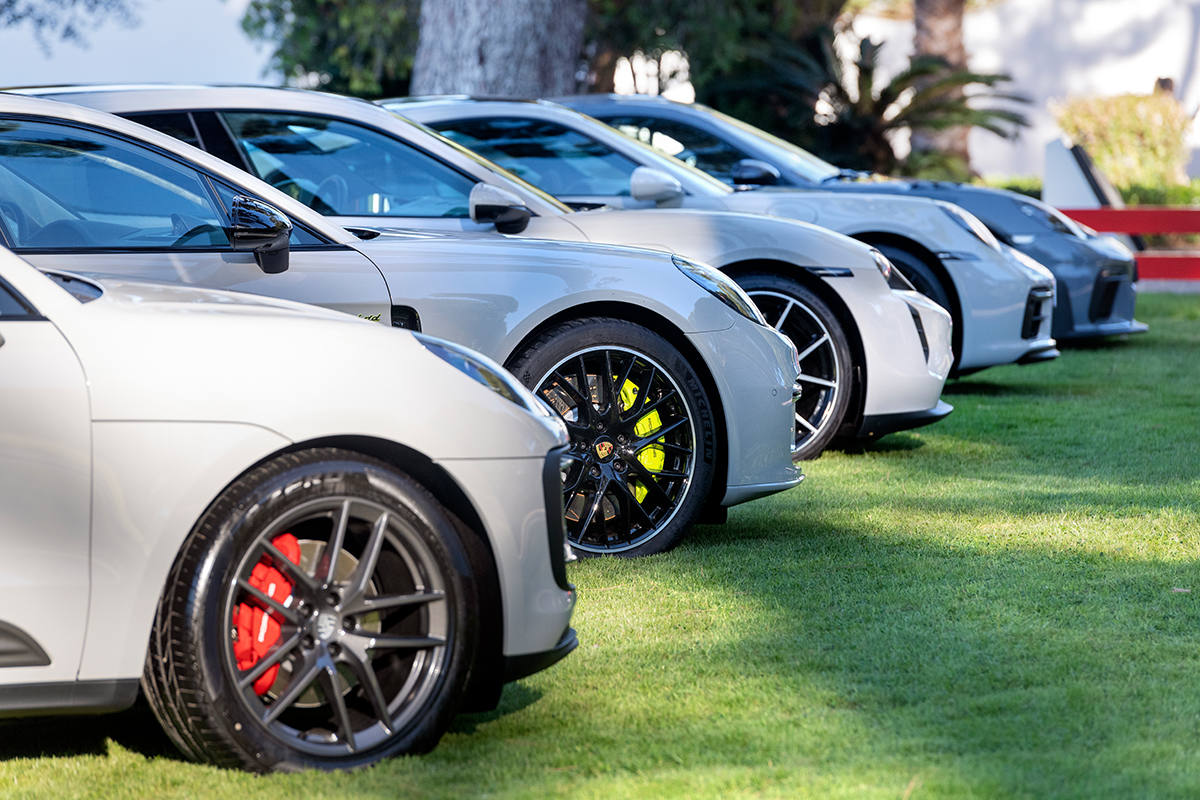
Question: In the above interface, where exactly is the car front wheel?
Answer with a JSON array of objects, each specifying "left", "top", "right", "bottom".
[
  {"left": 736, "top": 274, "right": 854, "bottom": 460},
  {"left": 143, "top": 448, "right": 476, "bottom": 772},
  {"left": 507, "top": 318, "right": 715, "bottom": 557}
]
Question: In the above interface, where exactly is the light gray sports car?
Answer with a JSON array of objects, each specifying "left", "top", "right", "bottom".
[
  {"left": 558, "top": 93, "right": 1145, "bottom": 343},
  {"left": 0, "top": 244, "right": 574, "bottom": 771},
  {"left": 0, "top": 92, "right": 802, "bottom": 558},
  {"left": 26, "top": 85, "right": 956, "bottom": 461}
]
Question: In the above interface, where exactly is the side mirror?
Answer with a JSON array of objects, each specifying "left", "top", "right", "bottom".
[
  {"left": 470, "top": 183, "right": 532, "bottom": 234},
  {"left": 731, "top": 158, "right": 781, "bottom": 186},
  {"left": 230, "top": 196, "right": 291, "bottom": 274},
  {"left": 630, "top": 166, "right": 683, "bottom": 206}
]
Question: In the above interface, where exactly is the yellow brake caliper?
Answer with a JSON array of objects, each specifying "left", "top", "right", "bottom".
[{"left": 618, "top": 377, "right": 666, "bottom": 503}]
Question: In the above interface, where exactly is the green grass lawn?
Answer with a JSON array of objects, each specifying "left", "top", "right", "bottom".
[{"left": 3, "top": 294, "right": 1199, "bottom": 799}]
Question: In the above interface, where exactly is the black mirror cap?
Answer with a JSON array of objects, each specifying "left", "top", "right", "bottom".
[
  {"left": 731, "top": 158, "right": 781, "bottom": 186},
  {"left": 230, "top": 195, "right": 292, "bottom": 274},
  {"left": 475, "top": 202, "right": 532, "bottom": 234}
]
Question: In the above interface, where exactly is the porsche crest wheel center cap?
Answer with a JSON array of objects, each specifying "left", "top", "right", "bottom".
[
  {"left": 593, "top": 438, "right": 615, "bottom": 462},
  {"left": 315, "top": 611, "right": 339, "bottom": 641}
]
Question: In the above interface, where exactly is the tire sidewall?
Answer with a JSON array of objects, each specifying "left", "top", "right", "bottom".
[
  {"left": 175, "top": 453, "right": 475, "bottom": 771},
  {"left": 508, "top": 318, "right": 716, "bottom": 557},
  {"left": 732, "top": 273, "right": 854, "bottom": 459}
]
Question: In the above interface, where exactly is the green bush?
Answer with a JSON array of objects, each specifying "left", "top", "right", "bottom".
[
  {"left": 1053, "top": 93, "right": 1191, "bottom": 189},
  {"left": 974, "top": 174, "right": 1042, "bottom": 198}
]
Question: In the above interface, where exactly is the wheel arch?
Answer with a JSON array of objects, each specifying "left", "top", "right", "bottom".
[
  {"left": 851, "top": 232, "right": 965, "bottom": 363},
  {"left": 720, "top": 259, "right": 868, "bottom": 438},
  {"left": 272, "top": 435, "right": 506, "bottom": 712},
  {"left": 503, "top": 301, "right": 729, "bottom": 520}
]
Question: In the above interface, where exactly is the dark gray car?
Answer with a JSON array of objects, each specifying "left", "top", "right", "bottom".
[{"left": 559, "top": 94, "right": 1147, "bottom": 343}]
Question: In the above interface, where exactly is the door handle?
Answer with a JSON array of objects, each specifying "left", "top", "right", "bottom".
[{"left": 0, "top": 332, "right": 5, "bottom": 348}]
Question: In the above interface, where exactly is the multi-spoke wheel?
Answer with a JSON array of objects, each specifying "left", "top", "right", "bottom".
[
  {"left": 736, "top": 274, "right": 854, "bottom": 460},
  {"left": 507, "top": 318, "right": 715, "bottom": 557},
  {"left": 143, "top": 449, "right": 475, "bottom": 772}
]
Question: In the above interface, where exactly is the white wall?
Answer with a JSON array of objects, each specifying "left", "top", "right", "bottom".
[
  {"left": 0, "top": 0, "right": 275, "bottom": 86},
  {"left": 852, "top": 0, "right": 1200, "bottom": 178}
]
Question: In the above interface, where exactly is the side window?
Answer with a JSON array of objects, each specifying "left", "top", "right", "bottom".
[
  {"left": 604, "top": 115, "right": 749, "bottom": 185},
  {"left": 0, "top": 118, "right": 230, "bottom": 250},
  {"left": 0, "top": 279, "right": 37, "bottom": 319},
  {"left": 220, "top": 112, "right": 474, "bottom": 218},
  {"left": 433, "top": 117, "right": 639, "bottom": 196},
  {"left": 124, "top": 112, "right": 201, "bottom": 148}
]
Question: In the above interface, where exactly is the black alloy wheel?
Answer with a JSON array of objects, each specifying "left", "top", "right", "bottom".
[
  {"left": 143, "top": 449, "right": 476, "bottom": 771},
  {"left": 736, "top": 274, "right": 853, "bottom": 460},
  {"left": 507, "top": 318, "right": 715, "bottom": 557}
]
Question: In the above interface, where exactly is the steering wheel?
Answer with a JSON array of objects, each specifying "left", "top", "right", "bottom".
[
  {"left": 169, "top": 213, "right": 224, "bottom": 247},
  {"left": 314, "top": 174, "right": 349, "bottom": 212},
  {"left": 0, "top": 200, "right": 34, "bottom": 244}
]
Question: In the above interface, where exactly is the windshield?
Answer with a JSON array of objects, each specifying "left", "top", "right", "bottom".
[
  {"left": 416, "top": 106, "right": 734, "bottom": 199},
  {"left": 384, "top": 110, "right": 574, "bottom": 215},
  {"left": 695, "top": 103, "right": 840, "bottom": 183}
]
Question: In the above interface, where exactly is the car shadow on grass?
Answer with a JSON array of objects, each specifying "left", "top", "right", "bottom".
[
  {"left": 673, "top": 515, "right": 1200, "bottom": 796},
  {"left": 449, "top": 683, "right": 543, "bottom": 735},
  {"left": 0, "top": 698, "right": 181, "bottom": 763}
]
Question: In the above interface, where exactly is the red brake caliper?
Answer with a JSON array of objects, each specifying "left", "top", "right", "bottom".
[{"left": 233, "top": 533, "right": 302, "bottom": 696}]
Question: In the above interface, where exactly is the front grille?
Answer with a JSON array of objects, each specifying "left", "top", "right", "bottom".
[
  {"left": 542, "top": 445, "right": 572, "bottom": 591},
  {"left": 1021, "top": 287, "right": 1053, "bottom": 339},
  {"left": 907, "top": 303, "right": 930, "bottom": 362}
]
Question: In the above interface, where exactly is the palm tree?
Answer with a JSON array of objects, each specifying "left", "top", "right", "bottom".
[{"left": 699, "top": 27, "right": 1028, "bottom": 176}]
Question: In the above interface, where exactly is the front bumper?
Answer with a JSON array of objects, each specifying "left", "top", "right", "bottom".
[
  {"left": 836, "top": 282, "right": 953, "bottom": 424},
  {"left": 503, "top": 627, "right": 579, "bottom": 682},
  {"left": 437, "top": 452, "right": 577, "bottom": 661},
  {"left": 685, "top": 319, "right": 802, "bottom": 507}
]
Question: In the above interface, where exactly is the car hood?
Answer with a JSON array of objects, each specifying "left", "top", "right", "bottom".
[{"left": 559, "top": 207, "right": 881, "bottom": 271}]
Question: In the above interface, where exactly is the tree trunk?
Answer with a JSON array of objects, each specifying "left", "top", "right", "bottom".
[
  {"left": 910, "top": 0, "right": 969, "bottom": 166},
  {"left": 587, "top": 45, "right": 619, "bottom": 94},
  {"left": 410, "top": 0, "right": 588, "bottom": 96}
]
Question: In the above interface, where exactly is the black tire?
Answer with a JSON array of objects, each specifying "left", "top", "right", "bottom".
[
  {"left": 734, "top": 273, "right": 854, "bottom": 460},
  {"left": 143, "top": 448, "right": 476, "bottom": 772},
  {"left": 507, "top": 317, "right": 715, "bottom": 557}
]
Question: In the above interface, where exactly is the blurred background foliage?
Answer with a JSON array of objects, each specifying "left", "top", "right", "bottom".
[
  {"left": 1053, "top": 92, "right": 1192, "bottom": 190},
  {"left": 236, "top": 0, "right": 1194, "bottom": 193}
]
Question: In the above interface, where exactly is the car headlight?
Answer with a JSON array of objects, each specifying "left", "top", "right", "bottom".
[
  {"left": 939, "top": 203, "right": 1002, "bottom": 252},
  {"left": 672, "top": 255, "right": 767, "bottom": 325},
  {"left": 870, "top": 249, "right": 916, "bottom": 291},
  {"left": 415, "top": 333, "right": 551, "bottom": 418}
]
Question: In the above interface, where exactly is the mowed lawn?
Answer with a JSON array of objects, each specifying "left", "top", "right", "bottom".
[{"left": 3, "top": 293, "right": 1199, "bottom": 799}]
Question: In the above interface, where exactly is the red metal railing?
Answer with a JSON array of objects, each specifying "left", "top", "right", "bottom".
[{"left": 1060, "top": 207, "right": 1200, "bottom": 280}]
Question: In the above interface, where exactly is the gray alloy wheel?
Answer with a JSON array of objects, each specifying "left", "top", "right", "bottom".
[
  {"left": 143, "top": 449, "right": 476, "bottom": 772},
  {"left": 507, "top": 317, "right": 716, "bottom": 557},
  {"left": 737, "top": 275, "right": 853, "bottom": 460}
]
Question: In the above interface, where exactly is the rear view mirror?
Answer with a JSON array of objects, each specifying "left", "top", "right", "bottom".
[
  {"left": 731, "top": 158, "right": 781, "bottom": 186},
  {"left": 230, "top": 196, "right": 291, "bottom": 274},
  {"left": 470, "top": 183, "right": 532, "bottom": 234},
  {"left": 630, "top": 167, "right": 683, "bottom": 206}
]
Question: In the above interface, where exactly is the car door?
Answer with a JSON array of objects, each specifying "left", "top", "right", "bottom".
[
  {"left": 0, "top": 274, "right": 91, "bottom": 681},
  {"left": 0, "top": 116, "right": 391, "bottom": 320}
]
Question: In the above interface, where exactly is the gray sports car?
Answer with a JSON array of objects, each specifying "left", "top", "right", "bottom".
[{"left": 558, "top": 94, "right": 1147, "bottom": 342}]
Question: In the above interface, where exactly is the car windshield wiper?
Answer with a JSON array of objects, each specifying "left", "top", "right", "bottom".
[{"left": 819, "top": 168, "right": 867, "bottom": 184}]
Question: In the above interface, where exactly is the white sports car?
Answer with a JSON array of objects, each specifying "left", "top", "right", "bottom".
[
  {"left": 0, "top": 246, "right": 575, "bottom": 771},
  {"left": 30, "top": 85, "right": 957, "bottom": 460}
]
